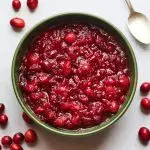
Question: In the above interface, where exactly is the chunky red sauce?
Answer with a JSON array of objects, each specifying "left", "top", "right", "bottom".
[{"left": 19, "top": 23, "right": 130, "bottom": 129}]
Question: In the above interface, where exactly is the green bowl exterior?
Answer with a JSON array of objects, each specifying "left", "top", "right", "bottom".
[{"left": 11, "top": 13, "right": 138, "bottom": 136}]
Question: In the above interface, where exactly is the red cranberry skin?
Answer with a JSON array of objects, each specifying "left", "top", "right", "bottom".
[
  {"left": 140, "top": 82, "right": 150, "bottom": 93},
  {"left": 65, "top": 33, "right": 76, "bottom": 44},
  {"left": 0, "top": 114, "right": 8, "bottom": 125},
  {"left": 118, "top": 75, "right": 130, "bottom": 90},
  {"left": 0, "top": 103, "right": 5, "bottom": 113},
  {"left": 10, "top": 143, "right": 23, "bottom": 150},
  {"left": 1, "top": 136, "right": 13, "bottom": 146},
  {"left": 13, "top": 133, "right": 24, "bottom": 144},
  {"left": 12, "top": 0, "right": 21, "bottom": 10},
  {"left": 27, "top": 0, "right": 38, "bottom": 10},
  {"left": 109, "top": 101, "right": 119, "bottom": 114},
  {"left": 24, "top": 129, "right": 37, "bottom": 143},
  {"left": 141, "top": 98, "right": 150, "bottom": 110},
  {"left": 10, "top": 18, "right": 25, "bottom": 29},
  {"left": 138, "top": 127, "right": 150, "bottom": 142},
  {"left": 22, "top": 112, "right": 33, "bottom": 124}
]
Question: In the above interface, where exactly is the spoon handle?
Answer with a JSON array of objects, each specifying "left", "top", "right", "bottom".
[{"left": 125, "top": 0, "right": 134, "bottom": 13}]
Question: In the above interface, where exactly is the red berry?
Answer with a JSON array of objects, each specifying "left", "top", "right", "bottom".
[
  {"left": 10, "top": 143, "right": 23, "bottom": 150},
  {"left": 13, "top": 132, "right": 24, "bottom": 144},
  {"left": 10, "top": 18, "right": 25, "bottom": 29},
  {"left": 0, "top": 114, "right": 8, "bottom": 125},
  {"left": 119, "top": 75, "right": 130, "bottom": 90},
  {"left": 0, "top": 103, "right": 5, "bottom": 113},
  {"left": 27, "top": 0, "right": 38, "bottom": 10},
  {"left": 24, "top": 83, "right": 38, "bottom": 93},
  {"left": 12, "top": 0, "right": 21, "bottom": 10},
  {"left": 22, "top": 112, "right": 33, "bottom": 124},
  {"left": 1, "top": 136, "right": 13, "bottom": 146},
  {"left": 109, "top": 101, "right": 119, "bottom": 114},
  {"left": 24, "top": 129, "right": 37, "bottom": 143},
  {"left": 140, "top": 82, "right": 150, "bottom": 93},
  {"left": 139, "top": 127, "right": 150, "bottom": 142},
  {"left": 141, "top": 98, "right": 150, "bottom": 110},
  {"left": 65, "top": 33, "right": 76, "bottom": 44}
]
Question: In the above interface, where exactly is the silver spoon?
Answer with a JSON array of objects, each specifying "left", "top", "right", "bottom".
[{"left": 125, "top": 0, "right": 150, "bottom": 44}]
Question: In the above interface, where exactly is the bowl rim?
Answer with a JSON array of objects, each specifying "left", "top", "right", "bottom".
[{"left": 11, "top": 12, "right": 138, "bottom": 136}]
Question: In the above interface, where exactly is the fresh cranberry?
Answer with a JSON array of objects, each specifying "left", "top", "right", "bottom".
[
  {"left": 10, "top": 18, "right": 25, "bottom": 29},
  {"left": 12, "top": 0, "right": 21, "bottom": 10},
  {"left": 118, "top": 75, "right": 130, "bottom": 90},
  {"left": 105, "top": 86, "right": 117, "bottom": 95},
  {"left": 109, "top": 101, "right": 119, "bottom": 113},
  {"left": 22, "top": 112, "right": 33, "bottom": 124},
  {"left": 0, "top": 114, "right": 8, "bottom": 126},
  {"left": 13, "top": 132, "right": 24, "bottom": 144},
  {"left": 27, "top": 0, "right": 38, "bottom": 10},
  {"left": 140, "top": 82, "right": 150, "bottom": 93},
  {"left": 0, "top": 103, "right": 5, "bottom": 113},
  {"left": 138, "top": 127, "right": 150, "bottom": 142},
  {"left": 1, "top": 136, "right": 13, "bottom": 146},
  {"left": 24, "top": 129, "right": 37, "bottom": 144},
  {"left": 65, "top": 33, "right": 76, "bottom": 44},
  {"left": 10, "top": 143, "right": 23, "bottom": 150},
  {"left": 62, "top": 60, "right": 72, "bottom": 76},
  {"left": 140, "top": 98, "right": 150, "bottom": 110},
  {"left": 54, "top": 116, "right": 67, "bottom": 127}
]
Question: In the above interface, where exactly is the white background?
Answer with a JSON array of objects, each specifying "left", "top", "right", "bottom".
[{"left": 0, "top": 0, "right": 150, "bottom": 150}]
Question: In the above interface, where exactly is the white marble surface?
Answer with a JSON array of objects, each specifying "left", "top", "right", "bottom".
[{"left": 0, "top": 0, "right": 150, "bottom": 149}]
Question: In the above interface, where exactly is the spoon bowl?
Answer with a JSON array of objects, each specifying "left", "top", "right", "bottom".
[
  {"left": 128, "top": 12, "right": 150, "bottom": 44},
  {"left": 125, "top": 0, "right": 150, "bottom": 44}
]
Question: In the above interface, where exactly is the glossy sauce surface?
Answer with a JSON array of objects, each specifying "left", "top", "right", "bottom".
[{"left": 19, "top": 23, "right": 130, "bottom": 129}]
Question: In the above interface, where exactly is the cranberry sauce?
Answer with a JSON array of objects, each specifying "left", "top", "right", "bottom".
[{"left": 18, "top": 23, "right": 130, "bottom": 130}]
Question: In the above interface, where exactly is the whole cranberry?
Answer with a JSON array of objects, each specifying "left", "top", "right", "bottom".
[
  {"left": 0, "top": 114, "right": 8, "bottom": 125},
  {"left": 24, "top": 83, "right": 38, "bottom": 93},
  {"left": 10, "top": 143, "right": 23, "bottom": 150},
  {"left": 22, "top": 112, "right": 33, "bottom": 124},
  {"left": 118, "top": 75, "right": 130, "bottom": 90},
  {"left": 138, "top": 127, "right": 150, "bottom": 142},
  {"left": 0, "top": 103, "right": 5, "bottom": 113},
  {"left": 12, "top": 0, "right": 21, "bottom": 10},
  {"left": 109, "top": 101, "right": 119, "bottom": 114},
  {"left": 140, "top": 98, "right": 150, "bottom": 110},
  {"left": 1, "top": 136, "right": 13, "bottom": 146},
  {"left": 10, "top": 18, "right": 25, "bottom": 29},
  {"left": 13, "top": 132, "right": 24, "bottom": 144},
  {"left": 27, "top": 52, "right": 40, "bottom": 65},
  {"left": 27, "top": 0, "right": 38, "bottom": 10},
  {"left": 24, "top": 129, "right": 37, "bottom": 143},
  {"left": 140, "top": 82, "right": 150, "bottom": 93},
  {"left": 65, "top": 33, "right": 76, "bottom": 44}
]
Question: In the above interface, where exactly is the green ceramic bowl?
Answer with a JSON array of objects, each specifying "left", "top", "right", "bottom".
[{"left": 11, "top": 13, "right": 138, "bottom": 136}]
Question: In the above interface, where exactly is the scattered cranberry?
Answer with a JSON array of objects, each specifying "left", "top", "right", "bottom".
[
  {"left": 10, "top": 18, "right": 25, "bottom": 29},
  {"left": 140, "top": 82, "right": 150, "bottom": 93},
  {"left": 27, "top": 0, "right": 38, "bottom": 10},
  {"left": 22, "top": 112, "right": 33, "bottom": 124},
  {"left": 141, "top": 98, "right": 150, "bottom": 111},
  {"left": 12, "top": 0, "right": 21, "bottom": 10},
  {"left": 24, "top": 129, "right": 37, "bottom": 144},
  {"left": 0, "top": 114, "right": 8, "bottom": 126},
  {"left": 13, "top": 132, "right": 24, "bottom": 144},
  {"left": 1, "top": 136, "right": 13, "bottom": 146},
  {"left": 65, "top": 33, "right": 76, "bottom": 44},
  {"left": 139, "top": 127, "right": 150, "bottom": 143},
  {"left": 10, "top": 143, "right": 23, "bottom": 150},
  {"left": 0, "top": 103, "right": 5, "bottom": 113}
]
